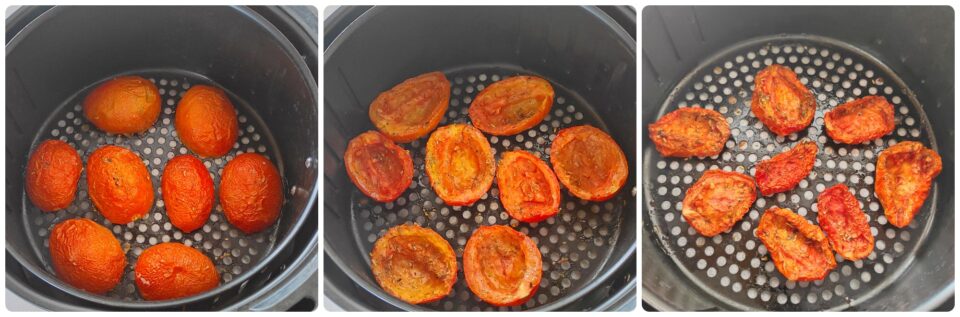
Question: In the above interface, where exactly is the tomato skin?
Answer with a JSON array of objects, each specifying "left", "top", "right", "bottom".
[
  {"left": 876, "top": 141, "right": 942, "bottom": 228},
  {"left": 369, "top": 71, "right": 450, "bottom": 143},
  {"left": 463, "top": 225, "right": 542, "bottom": 307},
  {"left": 816, "top": 184, "right": 874, "bottom": 260},
  {"left": 751, "top": 64, "right": 816, "bottom": 136},
  {"left": 49, "top": 218, "right": 126, "bottom": 294},
  {"left": 824, "top": 95, "right": 895, "bottom": 144},
  {"left": 174, "top": 85, "right": 239, "bottom": 158},
  {"left": 25, "top": 140, "right": 83, "bottom": 212},
  {"left": 496, "top": 150, "right": 561, "bottom": 223},
  {"left": 682, "top": 170, "right": 757, "bottom": 237},
  {"left": 86, "top": 145, "right": 154, "bottom": 224},
  {"left": 83, "top": 76, "right": 161, "bottom": 134},
  {"left": 345, "top": 131, "right": 414, "bottom": 203},
  {"left": 754, "top": 140, "right": 818, "bottom": 196},
  {"left": 468, "top": 76, "right": 554, "bottom": 136},
  {"left": 161, "top": 155, "right": 215, "bottom": 233},
  {"left": 648, "top": 107, "right": 730, "bottom": 157},
  {"left": 370, "top": 224, "right": 457, "bottom": 305},
  {"left": 756, "top": 207, "right": 836, "bottom": 281},
  {"left": 550, "top": 125, "right": 628, "bottom": 201},
  {"left": 220, "top": 153, "right": 283, "bottom": 234},
  {"left": 425, "top": 124, "right": 496, "bottom": 206},
  {"left": 135, "top": 242, "right": 220, "bottom": 300}
]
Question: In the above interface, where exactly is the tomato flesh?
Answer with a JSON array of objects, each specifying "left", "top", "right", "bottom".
[
  {"left": 875, "top": 141, "right": 942, "bottom": 228},
  {"left": 754, "top": 140, "right": 818, "bottom": 196},
  {"left": 756, "top": 207, "right": 836, "bottom": 281},
  {"left": 751, "top": 64, "right": 816, "bottom": 136},
  {"left": 370, "top": 224, "right": 457, "bottom": 305},
  {"left": 425, "top": 124, "right": 495, "bottom": 206},
  {"left": 682, "top": 170, "right": 757, "bottom": 237},
  {"left": 497, "top": 150, "right": 561, "bottom": 223},
  {"left": 345, "top": 131, "right": 414, "bottom": 203},
  {"left": 550, "top": 125, "right": 628, "bottom": 201},
  {"left": 463, "top": 225, "right": 542, "bottom": 307},
  {"left": 824, "top": 95, "right": 895, "bottom": 144},
  {"left": 469, "top": 75, "right": 554, "bottom": 136},
  {"left": 369, "top": 72, "right": 450, "bottom": 142},
  {"left": 648, "top": 107, "right": 730, "bottom": 157},
  {"left": 817, "top": 184, "right": 874, "bottom": 260}
]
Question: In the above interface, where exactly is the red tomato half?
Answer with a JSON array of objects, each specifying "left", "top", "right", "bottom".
[
  {"left": 469, "top": 75, "right": 554, "bottom": 136},
  {"left": 463, "top": 225, "right": 542, "bottom": 307},
  {"left": 369, "top": 72, "right": 450, "bottom": 143},
  {"left": 824, "top": 95, "right": 895, "bottom": 144},
  {"left": 550, "top": 125, "right": 628, "bottom": 201},
  {"left": 816, "top": 184, "right": 874, "bottom": 261},
  {"left": 425, "top": 124, "right": 496, "bottom": 206},
  {"left": 682, "top": 170, "right": 757, "bottom": 237},
  {"left": 370, "top": 224, "right": 457, "bottom": 304},
  {"left": 875, "top": 141, "right": 942, "bottom": 228},
  {"left": 751, "top": 64, "right": 816, "bottom": 136},
  {"left": 756, "top": 207, "right": 836, "bottom": 281},
  {"left": 496, "top": 150, "right": 561, "bottom": 223},
  {"left": 648, "top": 107, "right": 730, "bottom": 157},
  {"left": 345, "top": 131, "right": 414, "bottom": 203},
  {"left": 754, "top": 140, "right": 818, "bottom": 196}
]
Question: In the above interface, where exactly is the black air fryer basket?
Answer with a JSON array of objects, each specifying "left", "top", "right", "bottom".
[
  {"left": 6, "top": 6, "right": 319, "bottom": 310},
  {"left": 323, "top": 6, "right": 637, "bottom": 311},
  {"left": 641, "top": 6, "right": 954, "bottom": 311}
]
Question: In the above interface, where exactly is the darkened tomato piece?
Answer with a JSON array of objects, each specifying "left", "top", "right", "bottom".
[
  {"left": 496, "top": 150, "right": 561, "bottom": 223},
  {"left": 754, "top": 140, "right": 818, "bottom": 196},
  {"left": 463, "top": 225, "right": 542, "bottom": 307},
  {"left": 817, "top": 184, "right": 874, "bottom": 260},
  {"left": 756, "top": 207, "right": 836, "bottom": 281},
  {"left": 425, "top": 124, "right": 495, "bottom": 206},
  {"left": 824, "top": 95, "right": 895, "bottom": 144},
  {"left": 469, "top": 76, "right": 554, "bottom": 136},
  {"left": 751, "top": 64, "right": 816, "bottom": 136},
  {"left": 370, "top": 224, "right": 457, "bottom": 305},
  {"left": 648, "top": 107, "right": 730, "bottom": 157},
  {"left": 25, "top": 140, "right": 83, "bottom": 212},
  {"left": 681, "top": 170, "right": 757, "bottom": 237},
  {"left": 876, "top": 141, "right": 942, "bottom": 228},
  {"left": 369, "top": 72, "right": 450, "bottom": 143},
  {"left": 550, "top": 125, "right": 628, "bottom": 201},
  {"left": 345, "top": 131, "right": 414, "bottom": 203}
]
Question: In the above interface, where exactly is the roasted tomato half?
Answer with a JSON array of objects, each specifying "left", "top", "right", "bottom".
[
  {"left": 756, "top": 207, "right": 836, "bottom": 281},
  {"left": 550, "top": 125, "right": 628, "bottom": 201},
  {"left": 648, "top": 107, "right": 730, "bottom": 157},
  {"left": 751, "top": 64, "right": 816, "bottom": 136},
  {"left": 876, "top": 141, "right": 942, "bottom": 228},
  {"left": 369, "top": 71, "right": 450, "bottom": 143},
  {"left": 824, "top": 95, "right": 895, "bottom": 144},
  {"left": 682, "top": 170, "right": 757, "bottom": 237},
  {"left": 161, "top": 155, "right": 215, "bottom": 233},
  {"left": 345, "top": 131, "right": 414, "bottom": 203},
  {"left": 754, "top": 140, "right": 818, "bottom": 196},
  {"left": 25, "top": 140, "right": 83, "bottom": 212},
  {"left": 817, "top": 184, "right": 874, "bottom": 260},
  {"left": 468, "top": 75, "right": 554, "bottom": 136},
  {"left": 370, "top": 224, "right": 457, "bottom": 305},
  {"left": 425, "top": 124, "right": 495, "bottom": 206},
  {"left": 496, "top": 150, "right": 561, "bottom": 223},
  {"left": 87, "top": 145, "right": 154, "bottom": 224},
  {"left": 463, "top": 225, "right": 542, "bottom": 307},
  {"left": 135, "top": 242, "right": 220, "bottom": 300},
  {"left": 49, "top": 218, "right": 126, "bottom": 294}
]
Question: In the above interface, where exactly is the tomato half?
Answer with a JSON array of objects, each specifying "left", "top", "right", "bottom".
[
  {"left": 681, "top": 170, "right": 757, "bottom": 237},
  {"left": 369, "top": 71, "right": 450, "bottom": 143},
  {"left": 370, "top": 224, "right": 457, "bottom": 305},
  {"left": 756, "top": 207, "right": 836, "bottom": 281},
  {"left": 751, "top": 64, "right": 816, "bottom": 136},
  {"left": 648, "top": 107, "right": 730, "bottom": 157},
  {"left": 754, "top": 140, "right": 818, "bottom": 196},
  {"left": 425, "top": 124, "right": 495, "bottom": 206},
  {"left": 876, "top": 141, "right": 942, "bottom": 228},
  {"left": 550, "top": 125, "right": 628, "bottom": 201},
  {"left": 468, "top": 75, "right": 554, "bottom": 136},
  {"left": 463, "top": 225, "right": 542, "bottom": 307},
  {"left": 824, "top": 95, "right": 895, "bottom": 144},
  {"left": 496, "top": 150, "right": 561, "bottom": 223},
  {"left": 817, "top": 184, "right": 874, "bottom": 260},
  {"left": 345, "top": 130, "right": 414, "bottom": 203}
]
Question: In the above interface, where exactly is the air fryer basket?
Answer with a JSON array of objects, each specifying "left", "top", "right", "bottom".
[
  {"left": 641, "top": 6, "right": 954, "bottom": 311},
  {"left": 6, "top": 6, "right": 318, "bottom": 310},
  {"left": 324, "top": 6, "right": 636, "bottom": 311}
]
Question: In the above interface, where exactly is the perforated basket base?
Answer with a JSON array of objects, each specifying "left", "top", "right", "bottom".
[
  {"left": 22, "top": 70, "right": 284, "bottom": 302},
  {"left": 643, "top": 35, "right": 939, "bottom": 311},
  {"left": 349, "top": 66, "right": 630, "bottom": 311}
]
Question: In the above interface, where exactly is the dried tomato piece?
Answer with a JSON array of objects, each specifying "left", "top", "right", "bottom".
[
  {"left": 824, "top": 95, "right": 895, "bottom": 144},
  {"left": 425, "top": 124, "right": 496, "bottom": 206},
  {"left": 25, "top": 140, "right": 83, "bottom": 212},
  {"left": 754, "top": 140, "right": 818, "bottom": 196},
  {"left": 751, "top": 64, "right": 816, "bottom": 136},
  {"left": 345, "top": 131, "right": 414, "bottom": 203},
  {"left": 876, "top": 141, "right": 942, "bottom": 228},
  {"left": 816, "top": 184, "right": 874, "bottom": 260},
  {"left": 463, "top": 225, "right": 542, "bottom": 306},
  {"left": 369, "top": 71, "right": 450, "bottom": 143},
  {"left": 496, "top": 150, "right": 561, "bottom": 223},
  {"left": 550, "top": 125, "right": 628, "bottom": 201},
  {"left": 681, "top": 170, "right": 757, "bottom": 237},
  {"left": 756, "top": 207, "right": 836, "bottom": 281},
  {"left": 469, "top": 75, "right": 554, "bottom": 136},
  {"left": 370, "top": 224, "right": 457, "bottom": 304},
  {"left": 648, "top": 107, "right": 730, "bottom": 157}
]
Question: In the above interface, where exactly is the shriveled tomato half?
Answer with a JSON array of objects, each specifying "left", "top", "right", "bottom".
[
  {"left": 345, "top": 130, "right": 414, "bottom": 202},
  {"left": 751, "top": 64, "right": 816, "bottom": 136},
  {"left": 550, "top": 125, "right": 628, "bottom": 201},
  {"left": 754, "top": 140, "right": 818, "bottom": 196},
  {"left": 463, "top": 225, "right": 542, "bottom": 307},
  {"left": 496, "top": 150, "right": 561, "bottom": 223},
  {"left": 876, "top": 141, "right": 942, "bottom": 228},
  {"left": 370, "top": 224, "right": 457, "bottom": 305},
  {"left": 648, "top": 107, "right": 730, "bottom": 157},
  {"left": 369, "top": 71, "right": 450, "bottom": 143},
  {"left": 756, "top": 207, "right": 836, "bottom": 281},
  {"left": 468, "top": 75, "right": 554, "bottom": 136},
  {"left": 824, "top": 95, "right": 895, "bottom": 144},
  {"left": 682, "top": 170, "right": 757, "bottom": 237},
  {"left": 817, "top": 184, "right": 874, "bottom": 260},
  {"left": 425, "top": 124, "right": 495, "bottom": 206}
]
